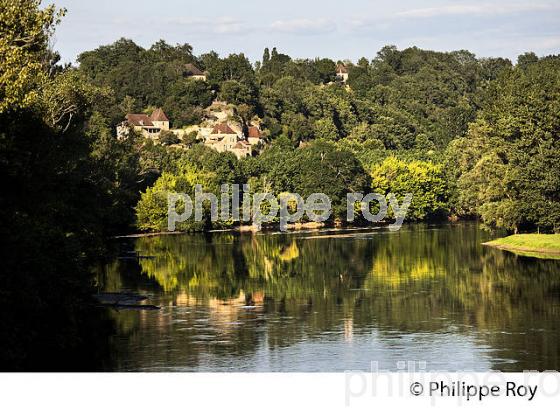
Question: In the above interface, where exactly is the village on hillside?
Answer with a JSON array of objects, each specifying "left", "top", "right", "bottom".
[
  {"left": 116, "top": 100, "right": 263, "bottom": 159},
  {"left": 116, "top": 62, "right": 350, "bottom": 159}
]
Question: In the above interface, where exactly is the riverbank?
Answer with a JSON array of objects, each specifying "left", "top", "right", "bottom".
[
  {"left": 483, "top": 234, "right": 560, "bottom": 259},
  {"left": 114, "top": 221, "right": 330, "bottom": 238}
]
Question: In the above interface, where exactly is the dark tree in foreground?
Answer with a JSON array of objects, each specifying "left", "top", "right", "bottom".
[{"left": 0, "top": 0, "right": 143, "bottom": 369}]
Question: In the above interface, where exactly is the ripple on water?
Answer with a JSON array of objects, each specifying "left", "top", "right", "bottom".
[{"left": 108, "top": 223, "right": 560, "bottom": 371}]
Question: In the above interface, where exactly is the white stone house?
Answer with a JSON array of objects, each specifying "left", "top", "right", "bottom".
[
  {"left": 184, "top": 63, "right": 207, "bottom": 81},
  {"left": 116, "top": 108, "right": 170, "bottom": 140},
  {"left": 247, "top": 126, "right": 264, "bottom": 146},
  {"left": 336, "top": 63, "right": 349, "bottom": 83},
  {"left": 204, "top": 123, "right": 251, "bottom": 159}
]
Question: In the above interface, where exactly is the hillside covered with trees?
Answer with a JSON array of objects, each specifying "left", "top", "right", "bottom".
[{"left": 75, "top": 37, "right": 560, "bottom": 234}]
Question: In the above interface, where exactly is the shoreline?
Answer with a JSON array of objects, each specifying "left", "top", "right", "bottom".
[
  {"left": 114, "top": 221, "right": 332, "bottom": 238},
  {"left": 483, "top": 242, "right": 560, "bottom": 255},
  {"left": 483, "top": 234, "right": 560, "bottom": 259},
  {"left": 113, "top": 219, "right": 472, "bottom": 239}
]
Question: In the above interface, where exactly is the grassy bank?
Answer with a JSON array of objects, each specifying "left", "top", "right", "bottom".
[{"left": 484, "top": 234, "right": 560, "bottom": 260}]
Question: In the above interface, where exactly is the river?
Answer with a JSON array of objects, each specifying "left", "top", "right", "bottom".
[{"left": 99, "top": 223, "right": 560, "bottom": 371}]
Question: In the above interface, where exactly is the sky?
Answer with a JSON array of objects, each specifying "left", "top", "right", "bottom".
[{"left": 48, "top": 0, "right": 560, "bottom": 64}]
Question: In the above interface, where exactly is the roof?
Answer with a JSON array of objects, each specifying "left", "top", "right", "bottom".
[
  {"left": 125, "top": 113, "right": 153, "bottom": 127},
  {"left": 184, "top": 63, "right": 205, "bottom": 76},
  {"left": 248, "top": 126, "right": 262, "bottom": 139},
  {"left": 336, "top": 64, "right": 349, "bottom": 74},
  {"left": 150, "top": 108, "right": 169, "bottom": 122},
  {"left": 233, "top": 142, "right": 251, "bottom": 149},
  {"left": 211, "top": 123, "right": 237, "bottom": 135}
]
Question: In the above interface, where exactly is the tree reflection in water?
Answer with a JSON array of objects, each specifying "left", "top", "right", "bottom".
[{"left": 99, "top": 223, "right": 560, "bottom": 371}]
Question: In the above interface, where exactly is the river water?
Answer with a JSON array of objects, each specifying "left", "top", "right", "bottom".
[{"left": 99, "top": 223, "right": 560, "bottom": 371}]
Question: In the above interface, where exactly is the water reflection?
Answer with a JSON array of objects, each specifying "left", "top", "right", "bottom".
[{"left": 99, "top": 223, "right": 560, "bottom": 371}]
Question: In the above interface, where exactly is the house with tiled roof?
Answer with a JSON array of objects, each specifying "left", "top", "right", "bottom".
[
  {"left": 211, "top": 123, "right": 237, "bottom": 136},
  {"left": 204, "top": 122, "right": 251, "bottom": 159},
  {"left": 184, "top": 63, "right": 207, "bottom": 81},
  {"left": 150, "top": 108, "right": 169, "bottom": 130},
  {"left": 117, "top": 108, "right": 170, "bottom": 139},
  {"left": 246, "top": 126, "right": 263, "bottom": 146},
  {"left": 335, "top": 63, "right": 349, "bottom": 83}
]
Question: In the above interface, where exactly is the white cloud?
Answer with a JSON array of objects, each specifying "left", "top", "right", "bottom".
[
  {"left": 346, "top": 2, "right": 560, "bottom": 36},
  {"left": 397, "top": 2, "right": 560, "bottom": 19},
  {"left": 475, "top": 34, "right": 560, "bottom": 55},
  {"left": 166, "top": 16, "right": 246, "bottom": 35},
  {"left": 269, "top": 18, "right": 336, "bottom": 35}
]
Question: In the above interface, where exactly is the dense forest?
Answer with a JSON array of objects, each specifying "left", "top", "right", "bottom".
[
  {"left": 1, "top": 0, "right": 559, "bottom": 369},
  {"left": 75, "top": 35, "right": 560, "bottom": 234}
]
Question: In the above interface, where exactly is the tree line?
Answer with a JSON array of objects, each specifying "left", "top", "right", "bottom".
[{"left": 75, "top": 36, "right": 559, "bottom": 233}]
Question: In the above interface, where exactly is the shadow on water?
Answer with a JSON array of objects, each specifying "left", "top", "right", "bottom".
[{"left": 98, "top": 223, "right": 560, "bottom": 371}]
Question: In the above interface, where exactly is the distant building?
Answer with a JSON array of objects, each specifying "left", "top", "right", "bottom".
[
  {"left": 149, "top": 108, "right": 170, "bottom": 130},
  {"left": 247, "top": 126, "right": 264, "bottom": 146},
  {"left": 204, "top": 123, "right": 251, "bottom": 159},
  {"left": 184, "top": 63, "right": 207, "bottom": 81},
  {"left": 231, "top": 140, "right": 252, "bottom": 159},
  {"left": 117, "top": 108, "right": 170, "bottom": 139},
  {"left": 335, "top": 63, "right": 349, "bottom": 83},
  {"left": 116, "top": 108, "right": 259, "bottom": 159}
]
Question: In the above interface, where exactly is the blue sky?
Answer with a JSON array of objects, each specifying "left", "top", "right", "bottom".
[{"left": 48, "top": 0, "right": 560, "bottom": 64}]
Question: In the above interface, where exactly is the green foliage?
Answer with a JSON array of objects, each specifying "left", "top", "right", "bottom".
[
  {"left": 164, "top": 79, "right": 213, "bottom": 127},
  {"left": 78, "top": 38, "right": 197, "bottom": 106},
  {"left": 219, "top": 80, "right": 256, "bottom": 106},
  {"left": 245, "top": 140, "right": 370, "bottom": 220},
  {"left": 136, "top": 166, "right": 208, "bottom": 232},
  {"left": 254, "top": 45, "right": 489, "bottom": 151},
  {"left": 346, "top": 46, "right": 484, "bottom": 148},
  {"left": 486, "top": 234, "right": 560, "bottom": 259},
  {"left": 517, "top": 52, "right": 539, "bottom": 69},
  {"left": 77, "top": 38, "right": 205, "bottom": 127},
  {"left": 86, "top": 111, "right": 141, "bottom": 231},
  {"left": 41, "top": 69, "right": 113, "bottom": 132},
  {"left": 0, "top": 0, "right": 65, "bottom": 112},
  {"left": 159, "top": 130, "right": 180, "bottom": 146},
  {"left": 257, "top": 46, "right": 336, "bottom": 85},
  {"left": 182, "top": 131, "right": 198, "bottom": 147},
  {"left": 0, "top": 1, "right": 144, "bottom": 369},
  {"left": 313, "top": 117, "right": 339, "bottom": 140},
  {"left": 135, "top": 146, "right": 242, "bottom": 232},
  {"left": 74, "top": 37, "right": 560, "bottom": 235},
  {"left": 447, "top": 56, "right": 560, "bottom": 232},
  {"left": 370, "top": 157, "right": 449, "bottom": 220},
  {"left": 201, "top": 52, "right": 256, "bottom": 90},
  {"left": 136, "top": 138, "right": 372, "bottom": 230}
]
